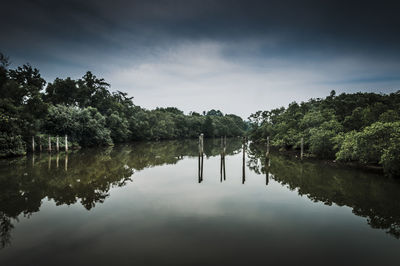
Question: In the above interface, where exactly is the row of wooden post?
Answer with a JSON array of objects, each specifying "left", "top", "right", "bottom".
[
  {"left": 265, "top": 136, "right": 304, "bottom": 160},
  {"left": 197, "top": 135, "right": 271, "bottom": 186},
  {"left": 31, "top": 135, "right": 68, "bottom": 152}
]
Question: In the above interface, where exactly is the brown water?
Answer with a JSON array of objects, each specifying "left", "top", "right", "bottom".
[{"left": 0, "top": 139, "right": 399, "bottom": 266}]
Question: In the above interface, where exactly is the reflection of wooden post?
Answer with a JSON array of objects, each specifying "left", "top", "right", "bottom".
[
  {"left": 65, "top": 153, "right": 68, "bottom": 171},
  {"left": 48, "top": 154, "right": 51, "bottom": 169},
  {"left": 265, "top": 158, "right": 270, "bottom": 186},
  {"left": 39, "top": 136, "right": 42, "bottom": 152},
  {"left": 32, "top": 136, "right": 35, "bottom": 152},
  {"left": 198, "top": 153, "right": 203, "bottom": 183},
  {"left": 220, "top": 154, "right": 223, "bottom": 182},
  {"left": 242, "top": 142, "right": 246, "bottom": 184},
  {"left": 48, "top": 136, "right": 52, "bottom": 152},
  {"left": 223, "top": 155, "right": 226, "bottom": 181},
  {"left": 220, "top": 136, "right": 226, "bottom": 182},
  {"left": 198, "top": 153, "right": 201, "bottom": 180},
  {"left": 300, "top": 137, "right": 304, "bottom": 160},
  {"left": 266, "top": 136, "right": 270, "bottom": 157},
  {"left": 201, "top": 154, "right": 203, "bottom": 181},
  {"left": 56, "top": 153, "right": 59, "bottom": 168},
  {"left": 65, "top": 135, "right": 68, "bottom": 152},
  {"left": 56, "top": 136, "right": 59, "bottom": 152}
]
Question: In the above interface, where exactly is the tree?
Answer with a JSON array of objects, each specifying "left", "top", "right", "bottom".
[{"left": 203, "top": 116, "right": 214, "bottom": 137}]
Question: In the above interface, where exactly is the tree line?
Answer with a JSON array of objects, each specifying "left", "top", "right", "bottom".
[
  {"left": 0, "top": 53, "right": 247, "bottom": 157},
  {"left": 248, "top": 90, "right": 400, "bottom": 177}
]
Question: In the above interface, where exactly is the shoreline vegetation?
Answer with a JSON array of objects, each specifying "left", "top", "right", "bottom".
[
  {"left": 1, "top": 53, "right": 399, "bottom": 177},
  {"left": 248, "top": 90, "right": 400, "bottom": 177},
  {"left": 0, "top": 53, "right": 247, "bottom": 158}
]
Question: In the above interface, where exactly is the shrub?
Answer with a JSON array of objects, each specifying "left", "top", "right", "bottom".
[{"left": 0, "top": 133, "right": 26, "bottom": 157}]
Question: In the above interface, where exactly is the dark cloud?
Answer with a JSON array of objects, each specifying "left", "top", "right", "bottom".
[
  {"left": 1, "top": 0, "right": 399, "bottom": 117},
  {"left": 2, "top": 0, "right": 400, "bottom": 56}
]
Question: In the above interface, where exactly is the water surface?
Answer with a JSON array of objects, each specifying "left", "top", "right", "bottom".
[{"left": 0, "top": 139, "right": 399, "bottom": 266}]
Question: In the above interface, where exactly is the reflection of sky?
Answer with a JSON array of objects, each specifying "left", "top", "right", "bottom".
[{"left": 1, "top": 152, "right": 399, "bottom": 266}]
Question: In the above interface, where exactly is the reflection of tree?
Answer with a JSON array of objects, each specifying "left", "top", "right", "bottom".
[
  {"left": 248, "top": 143, "right": 400, "bottom": 239},
  {"left": 0, "top": 214, "right": 13, "bottom": 249},
  {"left": 0, "top": 138, "right": 244, "bottom": 248}
]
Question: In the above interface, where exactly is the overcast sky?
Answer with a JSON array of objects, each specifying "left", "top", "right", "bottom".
[{"left": 1, "top": 0, "right": 400, "bottom": 118}]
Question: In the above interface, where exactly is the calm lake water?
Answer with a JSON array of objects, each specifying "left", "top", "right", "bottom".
[{"left": 0, "top": 138, "right": 399, "bottom": 266}]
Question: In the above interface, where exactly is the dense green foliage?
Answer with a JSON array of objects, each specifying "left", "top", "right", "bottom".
[
  {"left": 0, "top": 53, "right": 246, "bottom": 157},
  {"left": 248, "top": 90, "right": 400, "bottom": 176}
]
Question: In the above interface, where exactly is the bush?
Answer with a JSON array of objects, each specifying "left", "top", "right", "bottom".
[
  {"left": 309, "top": 120, "right": 343, "bottom": 158},
  {"left": 336, "top": 122, "right": 400, "bottom": 177},
  {"left": 44, "top": 105, "right": 112, "bottom": 147},
  {"left": 0, "top": 133, "right": 26, "bottom": 157},
  {"left": 381, "top": 132, "right": 400, "bottom": 177},
  {"left": 309, "top": 128, "right": 337, "bottom": 158}
]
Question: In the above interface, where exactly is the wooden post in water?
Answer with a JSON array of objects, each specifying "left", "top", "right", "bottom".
[
  {"left": 32, "top": 136, "right": 35, "bottom": 152},
  {"left": 266, "top": 136, "right": 270, "bottom": 157},
  {"left": 39, "top": 136, "right": 42, "bottom": 152},
  {"left": 198, "top": 133, "right": 204, "bottom": 183},
  {"left": 48, "top": 136, "right": 52, "bottom": 152},
  {"left": 300, "top": 137, "right": 304, "bottom": 160},
  {"left": 56, "top": 136, "right": 59, "bottom": 152},
  {"left": 200, "top": 133, "right": 204, "bottom": 154},
  {"left": 65, "top": 135, "right": 68, "bottom": 152},
  {"left": 65, "top": 153, "right": 68, "bottom": 171}
]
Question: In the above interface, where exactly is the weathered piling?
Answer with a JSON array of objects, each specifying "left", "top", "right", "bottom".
[
  {"left": 198, "top": 133, "right": 204, "bottom": 183},
  {"left": 39, "top": 136, "right": 42, "bottom": 152},
  {"left": 300, "top": 137, "right": 304, "bottom": 160},
  {"left": 56, "top": 136, "right": 59, "bottom": 152},
  {"left": 199, "top": 133, "right": 204, "bottom": 155},
  {"left": 32, "top": 136, "right": 35, "bottom": 152},
  {"left": 266, "top": 136, "right": 270, "bottom": 157},
  {"left": 65, "top": 135, "right": 68, "bottom": 152}
]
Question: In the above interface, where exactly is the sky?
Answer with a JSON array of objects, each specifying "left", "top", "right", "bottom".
[{"left": 1, "top": 0, "right": 400, "bottom": 118}]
